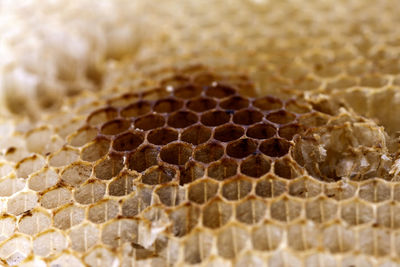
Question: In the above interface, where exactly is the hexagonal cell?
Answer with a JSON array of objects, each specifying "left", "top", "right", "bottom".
[
  {"left": 183, "top": 230, "right": 213, "bottom": 264},
  {"left": 33, "top": 230, "right": 67, "bottom": 257},
  {"left": 220, "top": 96, "right": 249, "bottom": 110},
  {"left": 341, "top": 255, "right": 373, "bottom": 267},
  {"left": 246, "top": 123, "right": 276, "bottom": 139},
  {"left": 160, "top": 143, "right": 192, "bottom": 165},
  {"left": 120, "top": 101, "right": 152, "bottom": 118},
  {"left": 205, "top": 84, "right": 236, "bottom": 98},
  {"left": 181, "top": 125, "right": 211, "bottom": 145},
  {"left": 168, "top": 111, "right": 199, "bottom": 128},
  {"left": 287, "top": 223, "right": 318, "bottom": 251},
  {"left": 208, "top": 158, "right": 238, "bottom": 181},
  {"left": 253, "top": 96, "right": 283, "bottom": 111},
  {"left": 376, "top": 203, "right": 400, "bottom": 229},
  {"left": 358, "top": 180, "right": 391, "bottom": 203},
  {"left": 17, "top": 210, "right": 51, "bottom": 236},
  {"left": 156, "top": 185, "right": 184, "bottom": 206},
  {"left": 128, "top": 145, "right": 158, "bottom": 172},
  {"left": 0, "top": 216, "right": 16, "bottom": 242},
  {"left": 270, "top": 197, "right": 302, "bottom": 222},
  {"left": 260, "top": 138, "right": 290, "bottom": 157},
  {"left": 108, "top": 93, "right": 139, "bottom": 108},
  {"left": 278, "top": 124, "right": 302, "bottom": 140},
  {"left": 174, "top": 84, "right": 202, "bottom": 99},
  {"left": 187, "top": 97, "right": 217, "bottom": 112},
  {"left": 87, "top": 107, "right": 118, "bottom": 126},
  {"left": 180, "top": 161, "right": 205, "bottom": 185},
  {"left": 169, "top": 204, "right": 200, "bottom": 237},
  {"left": 141, "top": 166, "right": 176, "bottom": 185},
  {"left": 49, "top": 147, "right": 80, "bottom": 167},
  {"left": 74, "top": 181, "right": 106, "bottom": 205},
  {"left": 81, "top": 138, "right": 110, "bottom": 162},
  {"left": 236, "top": 198, "right": 266, "bottom": 224},
  {"left": 67, "top": 126, "right": 98, "bottom": 147},
  {"left": 26, "top": 127, "right": 57, "bottom": 154},
  {"left": 222, "top": 177, "right": 252, "bottom": 201},
  {"left": 142, "top": 87, "right": 171, "bottom": 101},
  {"left": 193, "top": 142, "right": 224, "bottom": 163},
  {"left": 305, "top": 197, "right": 338, "bottom": 223},
  {"left": 134, "top": 114, "right": 165, "bottom": 131},
  {"left": 61, "top": 162, "right": 92, "bottom": 186},
  {"left": 201, "top": 110, "right": 230, "bottom": 126},
  {"left": 358, "top": 227, "right": 390, "bottom": 257},
  {"left": 324, "top": 182, "right": 357, "bottom": 200},
  {"left": 340, "top": 200, "right": 374, "bottom": 225},
  {"left": 100, "top": 119, "right": 131, "bottom": 135},
  {"left": 102, "top": 219, "right": 138, "bottom": 248},
  {"left": 226, "top": 138, "right": 258, "bottom": 159},
  {"left": 214, "top": 124, "right": 244, "bottom": 142},
  {"left": 240, "top": 154, "right": 271, "bottom": 178},
  {"left": 232, "top": 109, "right": 263, "bottom": 125},
  {"left": 40, "top": 187, "right": 72, "bottom": 209},
  {"left": 188, "top": 179, "right": 219, "bottom": 204},
  {"left": 94, "top": 154, "right": 124, "bottom": 180},
  {"left": 203, "top": 199, "right": 232, "bottom": 229},
  {"left": 69, "top": 223, "right": 99, "bottom": 252},
  {"left": 112, "top": 132, "right": 144, "bottom": 152},
  {"left": 154, "top": 98, "right": 183, "bottom": 113},
  {"left": 7, "top": 192, "right": 38, "bottom": 216},
  {"left": 53, "top": 204, "right": 85, "bottom": 230},
  {"left": 0, "top": 177, "right": 25, "bottom": 197},
  {"left": 289, "top": 176, "right": 322, "bottom": 198},
  {"left": 192, "top": 71, "right": 220, "bottom": 86},
  {"left": 252, "top": 223, "right": 283, "bottom": 251},
  {"left": 285, "top": 100, "right": 312, "bottom": 114},
  {"left": 108, "top": 174, "right": 136, "bottom": 197},
  {"left": 148, "top": 128, "right": 178, "bottom": 145},
  {"left": 160, "top": 74, "right": 190, "bottom": 88},
  {"left": 0, "top": 235, "right": 31, "bottom": 266},
  {"left": 323, "top": 225, "right": 355, "bottom": 253},
  {"left": 88, "top": 199, "right": 119, "bottom": 224},
  {"left": 28, "top": 168, "right": 59, "bottom": 192},
  {"left": 266, "top": 110, "right": 296, "bottom": 124},
  {"left": 217, "top": 225, "right": 247, "bottom": 259},
  {"left": 304, "top": 253, "right": 337, "bottom": 267},
  {"left": 255, "top": 177, "right": 287, "bottom": 198}
]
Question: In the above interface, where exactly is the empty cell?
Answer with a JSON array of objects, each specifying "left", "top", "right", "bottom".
[
  {"left": 188, "top": 179, "right": 219, "bottom": 204},
  {"left": 87, "top": 107, "right": 118, "bottom": 126},
  {"left": 252, "top": 223, "right": 283, "bottom": 251},
  {"left": 81, "top": 138, "right": 110, "bottom": 162},
  {"left": 53, "top": 204, "right": 84, "bottom": 230},
  {"left": 193, "top": 72, "right": 220, "bottom": 86},
  {"left": 68, "top": 126, "right": 98, "bottom": 147},
  {"left": 160, "top": 143, "right": 192, "bottom": 165},
  {"left": 148, "top": 128, "right": 178, "bottom": 145},
  {"left": 233, "top": 109, "right": 263, "bottom": 125},
  {"left": 206, "top": 84, "right": 236, "bottom": 98},
  {"left": 285, "top": 101, "right": 311, "bottom": 114},
  {"left": 208, "top": 158, "right": 238, "bottom": 180},
  {"left": 217, "top": 225, "right": 247, "bottom": 259},
  {"left": 236, "top": 198, "right": 266, "bottom": 224},
  {"left": 240, "top": 154, "right": 271, "bottom": 178},
  {"left": 324, "top": 182, "right": 357, "bottom": 200},
  {"left": 0, "top": 177, "right": 24, "bottom": 197},
  {"left": 226, "top": 138, "right": 258, "bottom": 158},
  {"left": 49, "top": 147, "right": 80, "bottom": 167},
  {"left": 203, "top": 199, "right": 232, "bottom": 229},
  {"left": 376, "top": 203, "right": 400, "bottom": 229},
  {"left": 169, "top": 204, "right": 200, "bottom": 237},
  {"left": 128, "top": 145, "right": 158, "bottom": 172},
  {"left": 7, "top": 192, "right": 38, "bottom": 216},
  {"left": 112, "top": 132, "right": 144, "bottom": 151},
  {"left": 16, "top": 155, "right": 45, "bottom": 179},
  {"left": 255, "top": 178, "right": 287, "bottom": 198},
  {"left": 84, "top": 247, "right": 116, "bottom": 267},
  {"left": 358, "top": 227, "right": 391, "bottom": 257},
  {"left": 253, "top": 96, "right": 283, "bottom": 111},
  {"left": 154, "top": 98, "right": 183, "bottom": 113},
  {"left": 88, "top": 199, "right": 119, "bottom": 224},
  {"left": 108, "top": 174, "right": 136, "bottom": 196},
  {"left": 289, "top": 176, "right": 322, "bottom": 197},
  {"left": 260, "top": 138, "right": 290, "bottom": 157},
  {"left": 358, "top": 180, "right": 391, "bottom": 203},
  {"left": 267, "top": 110, "right": 296, "bottom": 124},
  {"left": 274, "top": 159, "right": 300, "bottom": 179},
  {"left": 222, "top": 178, "right": 252, "bottom": 200},
  {"left": 28, "top": 168, "right": 59, "bottom": 191},
  {"left": 69, "top": 224, "right": 99, "bottom": 252},
  {"left": 160, "top": 74, "right": 190, "bottom": 87},
  {"left": 187, "top": 97, "right": 217, "bottom": 112},
  {"left": 181, "top": 125, "right": 211, "bottom": 145},
  {"left": 121, "top": 188, "right": 152, "bottom": 217},
  {"left": 247, "top": 123, "right": 276, "bottom": 139},
  {"left": 168, "top": 111, "right": 198, "bottom": 128},
  {"left": 194, "top": 142, "right": 224, "bottom": 163},
  {"left": 74, "top": 181, "right": 106, "bottom": 204},
  {"left": 180, "top": 161, "right": 205, "bottom": 185},
  {"left": 134, "top": 114, "right": 165, "bottom": 131},
  {"left": 142, "top": 87, "right": 171, "bottom": 101},
  {"left": 141, "top": 166, "right": 176, "bottom": 185},
  {"left": 61, "top": 162, "right": 92, "bottom": 186},
  {"left": 102, "top": 219, "right": 138, "bottom": 248},
  {"left": 214, "top": 124, "right": 244, "bottom": 142},
  {"left": 18, "top": 210, "right": 51, "bottom": 236},
  {"left": 174, "top": 84, "right": 202, "bottom": 99},
  {"left": 220, "top": 96, "right": 249, "bottom": 110},
  {"left": 108, "top": 93, "right": 139, "bottom": 108},
  {"left": 183, "top": 230, "right": 213, "bottom": 264},
  {"left": 120, "top": 101, "right": 151, "bottom": 118},
  {"left": 155, "top": 185, "right": 183, "bottom": 206},
  {"left": 287, "top": 223, "right": 319, "bottom": 251},
  {"left": 100, "top": 119, "right": 131, "bottom": 135},
  {"left": 0, "top": 216, "right": 16, "bottom": 242},
  {"left": 323, "top": 225, "right": 354, "bottom": 253},
  {"left": 341, "top": 200, "right": 373, "bottom": 225},
  {"left": 33, "top": 230, "right": 67, "bottom": 257},
  {"left": 201, "top": 110, "right": 230, "bottom": 126},
  {"left": 278, "top": 124, "right": 302, "bottom": 140},
  {"left": 94, "top": 154, "right": 124, "bottom": 180},
  {"left": 270, "top": 197, "right": 302, "bottom": 222},
  {"left": 40, "top": 187, "right": 72, "bottom": 209}
]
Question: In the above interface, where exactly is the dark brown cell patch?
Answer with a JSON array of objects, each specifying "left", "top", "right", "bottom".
[
  {"left": 226, "top": 139, "right": 258, "bottom": 159},
  {"left": 100, "top": 119, "right": 131, "bottom": 135},
  {"left": 208, "top": 159, "right": 238, "bottom": 181},
  {"left": 81, "top": 138, "right": 110, "bottom": 162},
  {"left": 94, "top": 154, "right": 124, "bottom": 180},
  {"left": 233, "top": 109, "right": 263, "bottom": 125},
  {"left": 201, "top": 111, "right": 230, "bottom": 126},
  {"left": 160, "top": 143, "right": 193, "bottom": 165},
  {"left": 260, "top": 138, "right": 291, "bottom": 157},
  {"left": 168, "top": 111, "right": 199, "bottom": 128},
  {"left": 247, "top": 123, "right": 276, "bottom": 139},
  {"left": 112, "top": 132, "right": 144, "bottom": 152},
  {"left": 220, "top": 96, "right": 249, "bottom": 110},
  {"left": 154, "top": 98, "right": 183, "bottom": 113},
  {"left": 181, "top": 125, "right": 211, "bottom": 145},
  {"left": 142, "top": 166, "right": 176, "bottom": 185},
  {"left": 174, "top": 84, "right": 202, "bottom": 99},
  {"left": 253, "top": 96, "right": 283, "bottom": 111},
  {"left": 87, "top": 107, "right": 118, "bottom": 126},
  {"left": 128, "top": 145, "right": 158, "bottom": 172},
  {"left": 180, "top": 161, "right": 205, "bottom": 185},
  {"left": 266, "top": 110, "right": 296, "bottom": 124},
  {"left": 194, "top": 142, "right": 224, "bottom": 163},
  {"left": 120, "top": 101, "right": 151, "bottom": 118},
  {"left": 205, "top": 84, "right": 236, "bottom": 98},
  {"left": 278, "top": 124, "right": 302, "bottom": 140},
  {"left": 240, "top": 154, "right": 271, "bottom": 178},
  {"left": 134, "top": 114, "right": 165, "bottom": 131},
  {"left": 214, "top": 124, "right": 244, "bottom": 142},
  {"left": 187, "top": 97, "right": 217, "bottom": 112},
  {"left": 147, "top": 128, "right": 178, "bottom": 145}
]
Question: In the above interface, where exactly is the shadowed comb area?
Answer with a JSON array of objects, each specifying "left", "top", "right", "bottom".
[{"left": 0, "top": 64, "right": 398, "bottom": 266}]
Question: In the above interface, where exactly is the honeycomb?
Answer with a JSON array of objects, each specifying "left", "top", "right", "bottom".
[{"left": 2, "top": 0, "right": 400, "bottom": 266}]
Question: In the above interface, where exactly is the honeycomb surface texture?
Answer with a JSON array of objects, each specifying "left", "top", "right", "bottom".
[{"left": 1, "top": 0, "right": 400, "bottom": 267}]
